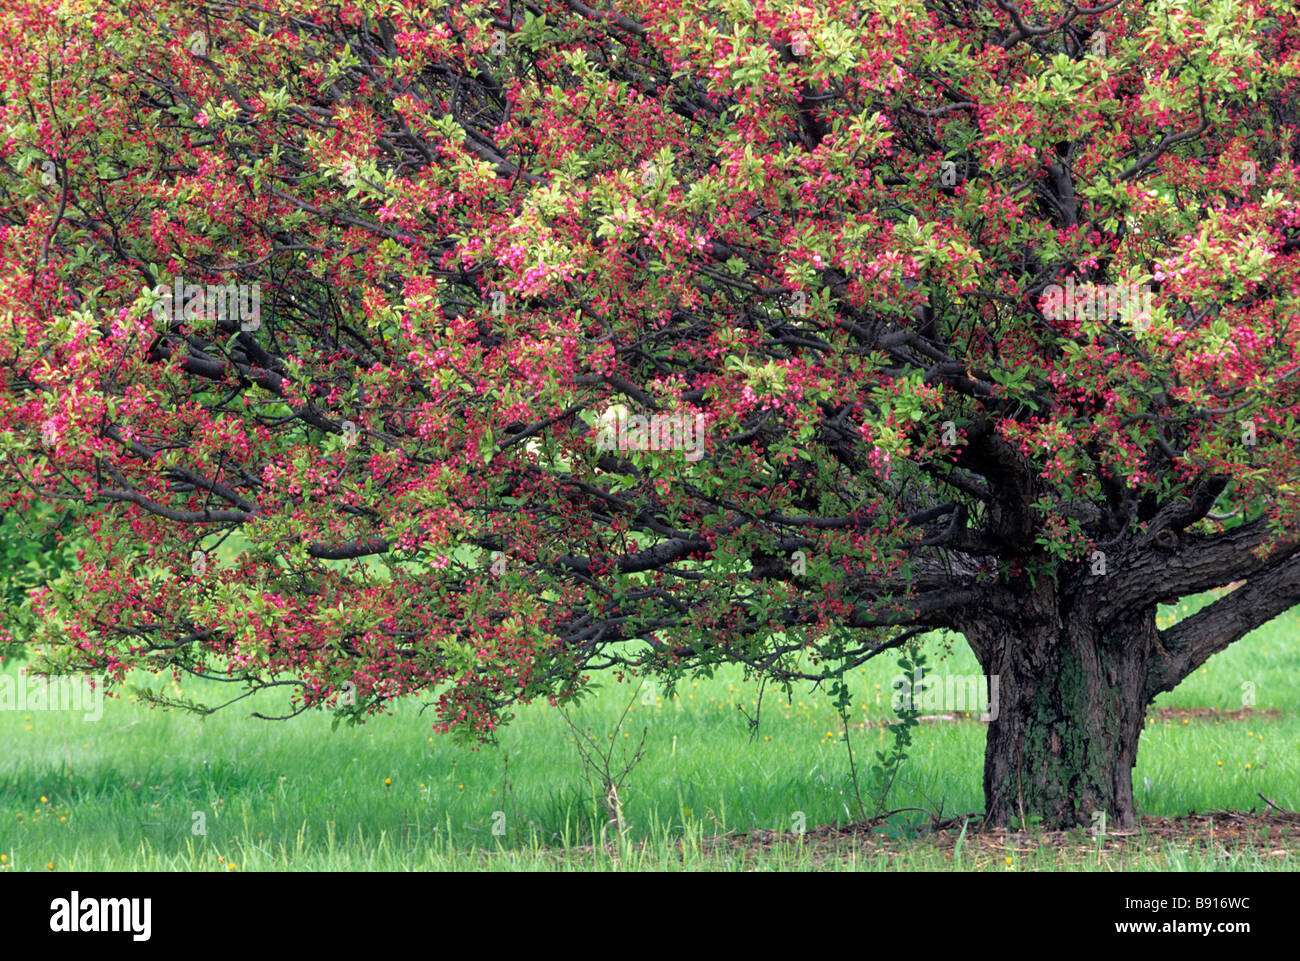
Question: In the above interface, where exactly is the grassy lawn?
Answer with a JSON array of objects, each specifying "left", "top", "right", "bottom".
[{"left": 1, "top": 596, "right": 1296, "bottom": 871}]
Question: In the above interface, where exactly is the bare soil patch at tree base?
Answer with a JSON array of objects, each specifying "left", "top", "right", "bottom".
[{"left": 711, "top": 809, "right": 1300, "bottom": 868}]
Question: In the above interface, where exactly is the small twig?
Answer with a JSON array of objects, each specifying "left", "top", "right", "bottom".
[
  {"left": 1258, "top": 793, "right": 1299, "bottom": 818},
  {"left": 558, "top": 683, "right": 649, "bottom": 842}
]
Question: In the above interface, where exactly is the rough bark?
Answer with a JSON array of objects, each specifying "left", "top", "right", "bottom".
[
  {"left": 953, "top": 535, "right": 1299, "bottom": 829},
  {"left": 958, "top": 582, "right": 1154, "bottom": 829}
]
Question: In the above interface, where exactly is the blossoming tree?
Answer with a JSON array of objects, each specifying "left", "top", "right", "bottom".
[{"left": 2, "top": 0, "right": 1298, "bottom": 828}]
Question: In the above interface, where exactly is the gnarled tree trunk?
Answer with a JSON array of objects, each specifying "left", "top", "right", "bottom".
[
  {"left": 962, "top": 588, "right": 1154, "bottom": 828},
  {"left": 956, "top": 535, "right": 1300, "bottom": 830}
]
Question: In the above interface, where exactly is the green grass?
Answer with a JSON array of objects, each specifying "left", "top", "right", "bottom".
[{"left": 1, "top": 598, "right": 1296, "bottom": 871}]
